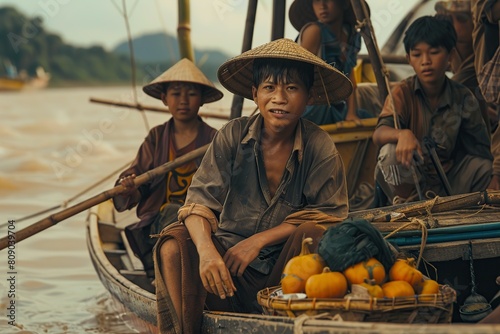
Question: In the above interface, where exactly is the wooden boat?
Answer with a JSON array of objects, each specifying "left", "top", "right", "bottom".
[
  {"left": 0, "top": 67, "right": 50, "bottom": 92},
  {"left": 0, "top": 76, "right": 25, "bottom": 91},
  {"left": 86, "top": 191, "right": 500, "bottom": 333},
  {"left": 84, "top": 0, "right": 500, "bottom": 331}
]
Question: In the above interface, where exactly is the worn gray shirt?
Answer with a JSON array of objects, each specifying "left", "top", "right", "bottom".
[{"left": 185, "top": 114, "right": 348, "bottom": 274}]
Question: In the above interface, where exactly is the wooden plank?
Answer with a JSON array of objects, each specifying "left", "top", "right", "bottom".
[
  {"left": 97, "top": 223, "right": 122, "bottom": 244},
  {"left": 202, "top": 311, "right": 500, "bottom": 334},
  {"left": 400, "top": 238, "right": 500, "bottom": 262},
  {"left": 119, "top": 270, "right": 154, "bottom": 293},
  {"left": 121, "top": 231, "right": 144, "bottom": 271},
  {"left": 103, "top": 248, "right": 126, "bottom": 269}
]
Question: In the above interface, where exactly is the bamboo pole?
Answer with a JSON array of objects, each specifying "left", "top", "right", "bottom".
[
  {"left": 230, "top": 0, "right": 258, "bottom": 120},
  {"left": 177, "top": 0, "right": 194, "bottom": 61},
  {"left": 122, "top": 0, "right": 138, "bottom": 104},
  {"left": 89, "top": 97, "right": 230, "bottom": 120},
  {"left": 349, "top": 0, "right": 389, "bottom": 104},
  {"left": 271, "top": 0, "right": 286, "bottom": 41},
  {"left": 358, "top": 54, "right": 407, "bottom": 65},
  {"left": 350, "top": 191, "right": 500, "bottom": 222},
  {"left": 0, "top": 144, "right": 210, "bottom": 250}
]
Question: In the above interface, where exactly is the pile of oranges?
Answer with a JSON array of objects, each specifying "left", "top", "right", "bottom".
[{"left": 280, "top": 237, "right": 439, "bottom": 299}]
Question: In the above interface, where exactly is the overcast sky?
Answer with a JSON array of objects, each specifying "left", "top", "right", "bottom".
[{"left": 1, "top": 0, "right": 421, "bottom": 59}]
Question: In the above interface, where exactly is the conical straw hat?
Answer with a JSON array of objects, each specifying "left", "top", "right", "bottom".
[
  {"left": 217, "top": 38, "right": 352, "bottom": 105},
  {"left": 143, "top": 58, "right": 223, "bottom": 104},
  {"left": 288, "top": 0, "right": 369, "bottom": 32},
  {"left": 435, "top": 0, "right": 471, "bottom": 13}
]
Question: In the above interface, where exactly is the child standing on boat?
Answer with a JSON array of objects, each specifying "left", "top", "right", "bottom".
[
  {"left": 154, "top": 38, "right": 351, "bottom": 333},
  {"left": 289, "top": 0, "right": 372, "bottom": 124},
  {"left": 113, "top": 58, "right": 222, "bottom": 279},
  {"left": 373, "top": 16, "right": 492, "bottom": 204}
]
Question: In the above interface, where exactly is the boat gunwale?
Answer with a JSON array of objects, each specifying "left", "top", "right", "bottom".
[{"left": 86, "top": 207, "right": 158, "bottom": 327}]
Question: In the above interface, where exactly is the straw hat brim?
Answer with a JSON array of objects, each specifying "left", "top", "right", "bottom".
[
  {"left": 288, "top": 0, "right": 369, "bottom": 32},
  {"left": 217, "top": 38, "right": 352, "bottom": 105},
  {"left": 142, "top": 58, "right": 223, "bottom": 104},
  {"left": 435, "top": 0, "right": 471, "bottom": 13}
]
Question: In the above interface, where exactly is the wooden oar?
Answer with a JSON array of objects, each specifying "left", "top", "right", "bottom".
[
  {"left": 89, "top": 97, "right": 230, "bottom": 120},
  {"left": 0, "top": 143, "right": 210, "bottom": 250},
  {"left": 3, "top": 160, "right": 134, "bottom": 226}
]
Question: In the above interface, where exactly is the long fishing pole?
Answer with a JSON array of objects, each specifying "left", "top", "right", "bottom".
[{"left": 110, "top": 0, "right": 150, "bottom": 132}]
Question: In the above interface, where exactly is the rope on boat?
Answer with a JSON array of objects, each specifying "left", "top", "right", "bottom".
[{"left": 384, "top": 219, "right": 429, "bottom": 268}]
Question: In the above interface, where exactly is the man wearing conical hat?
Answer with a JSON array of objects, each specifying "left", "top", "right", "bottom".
[
  {"left": 153, "top": 38, "right": 351, "bottom": 333},
  {"left": 113, "top": 58, "right": 222, "bottom": 280}
]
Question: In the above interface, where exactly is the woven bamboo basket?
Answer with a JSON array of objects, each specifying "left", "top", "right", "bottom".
[{"left": 257, "top": 284, "right": 456, "bottom": 324}]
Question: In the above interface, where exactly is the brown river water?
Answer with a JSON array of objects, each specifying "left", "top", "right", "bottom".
[{"left": 0, "top": 86, "right": 233, "bottom": 333}]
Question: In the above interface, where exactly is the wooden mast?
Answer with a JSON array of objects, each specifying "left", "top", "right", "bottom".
[
  {"left": 349, "top": 0, "right": 389, "bottom": 104},
  {"left": 271, "top": 0, "right": 286, "bottom": 40},
  {"left": 229, "top": 0, "right": 258, "bottom": 120}
]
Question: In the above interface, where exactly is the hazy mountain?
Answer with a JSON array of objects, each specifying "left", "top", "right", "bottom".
[
  {"left": 113, "top": 32, "right": 232, "bottom": 81},
  {"left": 0, "top": 6, "right": 146, "bottom": 86}
]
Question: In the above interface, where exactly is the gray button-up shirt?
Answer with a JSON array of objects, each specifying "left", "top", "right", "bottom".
[{"left": 185, "top": 114, "right": 348, "bottom": 274}]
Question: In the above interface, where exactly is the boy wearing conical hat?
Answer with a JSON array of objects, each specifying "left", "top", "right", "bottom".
[
  {"left": 154, "top": 38, "right": 351, "bottom": 333},
  {"left": 113, "top": 58, "right": 222, "bottom": 279}
]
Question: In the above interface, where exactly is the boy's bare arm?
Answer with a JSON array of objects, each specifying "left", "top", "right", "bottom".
[
  {"left": 373, "top": 125, "right": 423, "bottom": 168},
  {"left": 372, "top": 125, "right": 401, "bottom": 147},
  {"left": 223, "top": 222, "right": 297, "bottom": 277},
  {"left": 184, "top": 215, "right": 236, "bottom": 299},
  {"left": 345, "top": 72, "right": 361, "bottom": 124},
  {"left": 300, "top": 24, "right": 322, "bottom": 55}
]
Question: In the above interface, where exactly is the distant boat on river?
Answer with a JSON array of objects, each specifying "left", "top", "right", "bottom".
[{"left": 0, "top": 64, "right": 50, "bottom": 92}]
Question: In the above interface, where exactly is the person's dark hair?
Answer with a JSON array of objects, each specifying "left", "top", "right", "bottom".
[
  {"left": 403, "top": 16, "right": 457, "bottom": 54},
  {"left": 252, "top": 58, "right": 314, "bottom": 90}
]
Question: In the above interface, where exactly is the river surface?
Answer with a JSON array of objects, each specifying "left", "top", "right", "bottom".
[{"left": 0, "top": 85, "right": 234, "bottom": 333}]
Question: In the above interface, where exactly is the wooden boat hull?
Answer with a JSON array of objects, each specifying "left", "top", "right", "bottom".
[
  {"left": 86, "top": 202, "right": 158, "bottom": 333},
  {"left": 0, "top": 77, "right": 25, "bottom": 91},
  {"left": 86, "top": 197, "right": 500, "bottom": 333}
]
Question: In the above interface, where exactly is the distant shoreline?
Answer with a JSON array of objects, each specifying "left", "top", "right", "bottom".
[{"left": 47, "top": 81, "right": 135, "bottom": 89}]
